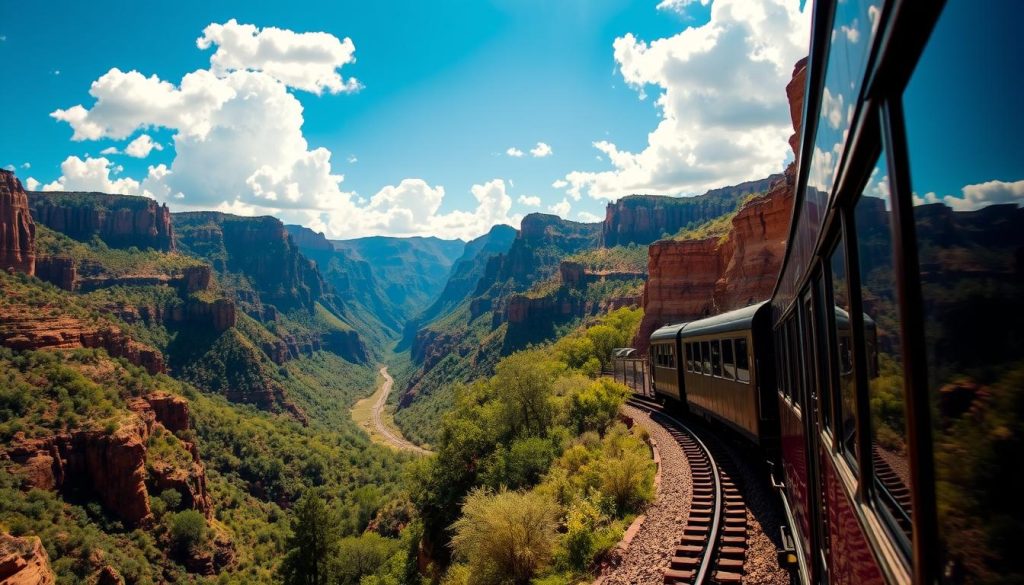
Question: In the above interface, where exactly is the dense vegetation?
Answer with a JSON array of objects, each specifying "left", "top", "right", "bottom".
[
  {"left": 409, "top": 308, "right": 654, "bottom": 584},
  {"left": 564, "top": 244, "right": 648, "bottom": 274}
]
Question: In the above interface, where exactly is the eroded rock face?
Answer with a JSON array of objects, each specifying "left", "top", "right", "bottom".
[
  {"left": 6, "top": 419, "right": 152, "bottom": 526},
  {"left": 28, "top": 191, "right": 175, "bottom": 251},
  {"left": 636, "top": 58, "right": 807, "bottom": 350},
  {"left": 0, "top": 533, "right": 55, "bottom": 585},
  {"left": 6, "top": 393, "right": 213, "bottom": 526},
  {"left": 0, "top": 170, "right": 36, "bottom": 275},
  {"left": 602, "top": 175, "right": 781, "bottom": 248},
  {"left": 0, "top": 310, "right": 165, "bottom": 374}
]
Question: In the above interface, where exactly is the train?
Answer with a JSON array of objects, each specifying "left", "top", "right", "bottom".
[{"left": 646, "top": 1, "right": 1024, "bottom": 584}]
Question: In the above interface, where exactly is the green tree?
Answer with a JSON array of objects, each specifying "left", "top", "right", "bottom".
[
  {"left": 170, "top": 509, "right": 207, "bottom": 554},
  {"left": 449, "top": 488, "right": 561, "bottom": 585},
  {"left": 279, "top": 489, "right": 341, "bottom": 585}
]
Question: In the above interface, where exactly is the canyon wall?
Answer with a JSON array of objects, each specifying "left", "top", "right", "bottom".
[
  {"left": 28, "top": 191, "right": 175, "bottom": 252},
  {"left": 636, "top": 58, "right": 807, "bottom": 350},
  {"left": 5, "top": 393, "right": 212, "bottom": 527},
  {"left": 602, "top": 175, "right": 781, "bottom": 248},
  {"left": 0, "top": 169, "right": 36, "bottom": 275},
  {"left": 0, "top": 309, "right": 165, "bottom": 374}
]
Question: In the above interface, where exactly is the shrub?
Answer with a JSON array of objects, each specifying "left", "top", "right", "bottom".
[
  {"left": 170, "top": 509, "right": 207, "bottom": 553},
  {"left": 450, "top": 488, "right": 561, "bottom": 585}
]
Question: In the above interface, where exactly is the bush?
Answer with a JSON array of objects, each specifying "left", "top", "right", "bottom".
[
  {"left": 450, "top": 489, "right": 561, "bottom": 585},
  {"left": 170, "top": 509, "right": 207, "bottom": 553}
]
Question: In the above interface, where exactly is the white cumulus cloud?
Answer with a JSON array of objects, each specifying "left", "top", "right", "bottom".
[
  {"left": 125, "top": 134, "right": 164, "bottom": 158},
  {"left": 518, "top": 195, "right": 541, "bottom": 206},
  {"left": 548, "top": 198, "right": 571, "bottom": 217},
  {"left": 197, "top": 19, "right": 361, "bottom": 95},
  {"left": 914, "top": 179, "right": 1024, "bottom": 211},
  {"left": 43, "top": 20, "right": 519, "bottom": 239},
  {"left": 563, "top": 0, "right": 810, "bottom": 200},
  {"left": 506, "top": 147, "right": 524, "bottom": 158},
  {"left": 577, "top": 211, "right": 603, "bottom": 222},
  {"left": 530, "top": 142, "right": 553, "bottom": 158}
]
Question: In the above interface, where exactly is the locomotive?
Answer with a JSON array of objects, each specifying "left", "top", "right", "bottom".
[{"left": 649, "top": 1, "right": 1024, "bottom": 583}]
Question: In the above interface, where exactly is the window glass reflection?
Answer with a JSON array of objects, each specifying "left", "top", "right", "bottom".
[
  {"left": 904, "top": 0, "right": 1024, "bottom": 581},
  {"left": 830, "top": 240, "right": 858, "bottom": 468},
  {"left": 855, "top": 154, "right": 912, "bottom": 544}
]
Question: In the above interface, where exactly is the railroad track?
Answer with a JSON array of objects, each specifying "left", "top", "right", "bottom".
[{"left": 626, "top": 395, "right": 749, "bottom": 585}]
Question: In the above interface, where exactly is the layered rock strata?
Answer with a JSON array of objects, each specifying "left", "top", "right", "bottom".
[{"left": 0, "top": 170, "right": 36, "bottom": 275}]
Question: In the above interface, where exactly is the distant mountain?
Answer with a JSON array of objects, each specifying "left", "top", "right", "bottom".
[
  {"left": 331, "top": 235, "right": 465, "bottom": 324},
  {"left": 409, "top": 224, "right": 517, "bottom": 333},
  {"left": 285, "top": 225, "right": 406, "bottom": 340}
]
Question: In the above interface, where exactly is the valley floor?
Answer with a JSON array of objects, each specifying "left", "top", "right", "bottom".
[{"left": 351, "top": 366, "right": 431, "bottom": 454}]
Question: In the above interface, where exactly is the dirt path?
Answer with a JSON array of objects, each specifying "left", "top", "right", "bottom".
[{"left": 351, "top": 366, "right": 431, "bottom": 455}]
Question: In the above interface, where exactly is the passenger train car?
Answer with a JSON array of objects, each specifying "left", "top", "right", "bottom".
[{"left": 649, "top": 1, "right": 1023, "bottom": 583}]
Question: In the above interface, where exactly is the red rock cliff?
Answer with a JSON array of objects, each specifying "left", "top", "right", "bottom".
[
  {"left": 0, "top": 170, "right": 36, "bottom": 275},
  {"left": 0, "top": 533, "right": 55, "bottom": 585},
  {"left": 28, "top": 191, "right": 175, "bottom": 252},
  {"left": 6, "top": 393, "right": 212, "bottom": 526},
  {"left": 636, "top": 58, "right": 806, "bottom": 350}
]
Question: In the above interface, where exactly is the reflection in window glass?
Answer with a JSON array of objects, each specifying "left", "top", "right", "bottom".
[
  {"left": 693, "top": 342, "right": 702, "bottom": 375},
  {"left": 830, "top": 241, "right": 858, "bottom": 469},
  {"left": 711, "top": 340, "right": 722, "bottom": 377},
  {"left": 736, "top": 338, "right": 750, "bottom": 383},
  {"left": 855, "top": 154, "right": 912, "bottom": 544},
  {"left": 904, "top": 1, "right": 1024, "bottom": 580},
  {"left": 685, "top": 343, "right": 693, "bottom": 372},
  {"left": 788, "top": 318, "right": 801, "bottom": 404},
  {"left": 701, "top": 341, "right": 711, "bottom": 375},
  {"left": 722, "top": 339, "right": 735, "bottom": 380}
]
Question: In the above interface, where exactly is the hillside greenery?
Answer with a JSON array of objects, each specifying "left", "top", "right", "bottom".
[{"left": 408, "top": 308, "right": 653, "bottom": 584}]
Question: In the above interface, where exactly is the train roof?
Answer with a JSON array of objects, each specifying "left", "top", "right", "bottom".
[
  {"left": 679, "top": 301, "right": 769, "bottom": 339},
  {"left": 650, "top": 322, "right": 687, "bottom": 342}
]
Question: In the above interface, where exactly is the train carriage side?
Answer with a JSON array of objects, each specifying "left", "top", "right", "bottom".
[
  {"left": 678, "top": 302, "right": 779, "bottom": 449},
  {"left": 768, "top": 0, "right": 1023, "bottom": 583},
  {"left": 650, "top": 323, "right": 686, "bottom": 403}
]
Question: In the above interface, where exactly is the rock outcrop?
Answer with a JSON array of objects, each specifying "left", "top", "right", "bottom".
[
  {"left": 0, "top": 533, "right": 55, "bottom": 585},
  {"left": 0, "top": 307, "right": 165, "bottom": 374},
  {"left": 6, "top": 393, "right": 212, "bottom": 526},
  {"left": 6, "top": 418, "right": 152, "bottom": 526},
  {"left": 27, "top": 191, "right": 175, "bottom": 251},
  {"left": 602, "top": 175, "right": 781, "bottom": 248},
  {"left": 636, "top": 58, "right": 807, "bottom": 350},
  {"left": 0, "top": 170, "right": 36, "bottom": 275}
]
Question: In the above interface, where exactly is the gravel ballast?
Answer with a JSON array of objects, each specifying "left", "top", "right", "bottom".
[{"left": 597, "top": 403, "right": 792, "bottom": 585}]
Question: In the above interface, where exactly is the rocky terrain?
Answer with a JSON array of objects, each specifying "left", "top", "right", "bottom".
[{"left": 0, "top": 533, "right": 55, "bottom": 585}]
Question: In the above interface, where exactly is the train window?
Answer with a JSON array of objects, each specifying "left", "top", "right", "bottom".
[
  {"left": 684, "top": 343, "right": 693, "bottom": 372},
  {"left": 668, "top": 344, "right": 675, "bottom": 369},
  {"left": 693, "top": 342, "right": 702, "bottom": 375},
  {"left": 711, "top": 340, "right": 722, "bottom": 377},
  {"left": 778, "top": 327, "right": 790, "bottom": 398},
  {"left": 855, "top": 154, "right": 912, "bottom": 544},
  {"left": 829, "top": 239, "right": 858, "bottom": 470},
  {"left": 700, "top": 341, "right": 711, "bottom": 375},
  {"left": 903, "top": 0, "right": 1024, "bottom": 577},
  {"left": 816, "top": 272, "right": 833, "bottom": 434},
  {"left": 722, "top": 339, "right": 735, "bottom": 380},
  {"left": 787, "top": 317, "right": 801, "bottom": 404},
  {"left": 736, "top": 338, "right": 750, "bottom": 383}
]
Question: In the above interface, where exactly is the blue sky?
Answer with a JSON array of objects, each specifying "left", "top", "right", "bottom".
[{"left": 0, "top": 0, "right": 810, "bottom": 239}]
